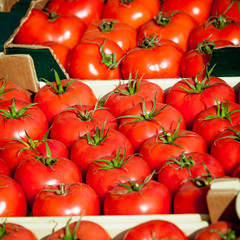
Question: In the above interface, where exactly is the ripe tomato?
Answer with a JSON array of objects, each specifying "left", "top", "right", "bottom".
[
  {"left": 46, "top": 219, "right": 112, "bottom": 240},
  {"left": 211, "top": 125, "right": 240, "bottom": 176},
  {"left": 102, "top": 0, "right": 161, "bottom": 29},
  {"left": 157, "top": 151, "right": 225, "bottom": 197},
  {"left": 117, "top": 100, "right": 186, "bottom": 152},
  {"left": 33, "top": 70, "right": 97, "bottom": 123},
  {"left": 161, "top": 0, "right": 214, "bottom": 24},
  {"left": 120, "top": 36, "right": 184, "bottom": 79},
  {"left": 46, "top": 0, "right": 104, "bottom": 26},
  {"left": 165, "top": 75, "right": 237, "bottom": 129},
  {"left": 86, "top": 150, "right": 151, "bottom": 203},
  {"left": 0, "top": 99, "right": 49, "bottom": 148},
  {"left": 103, "top": 173, "right": 172, "bottom": 215},
  {"left": 0, "top": 222, "right": 37, "bottom": 240},
  {"left": 32, "top": 182, "right": 100, "bottom": 216},
  {"left": 138, "top": 11, "right": 197, "bottom": 52},
  {"left": 192, "top": 101, "right": 240, "bottom": 148},
  {"left": 0, "top": 158, "right": 11, "bottom": 177},
  {"left": 68, "top": 37, "right": 124, "bottom": 80},
  {"left": 104, "top": 77, "right": 165, "bottom": 118},
  {"left": 0, "top": 174, "right": 27, "bottom": 217},
  {"left": 123, "top": 220, "right": 188, "bottom": 240},
  {"left": 188, "top": 15, "right": 240, "bottom": 49},
  {"left": 14, "top": 9, "right": 86, "bottom": 49},
  {"left": 81, "top": 18, "right": 137, "bottom": 53}
]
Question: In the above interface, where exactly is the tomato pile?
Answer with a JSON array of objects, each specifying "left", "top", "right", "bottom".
[{"left": 1, "top": 0, "right": 240, "bottom": 238}]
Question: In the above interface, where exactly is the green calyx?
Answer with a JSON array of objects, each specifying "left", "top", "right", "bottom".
[
  {"left": 167, "top": 152, "right": 195, "bottom": 169},
  {"left": 43, "top": 183, "right": 69, "bottom": 196},
  {"left": 57, "top": 218, "right": 81, "bottom": 240},
  {"left": 154, "top": 11, "right": 181, "bottom": 26},
  {"left": 137, "top": 34, "right": 160, "bottom": 49},
  {"left": 197, "top": 39, "right": 216, "bottom": 55},
  {"left": 121, "top": 0, "right": 134, "bottom": 4},
  {"left": 0, "top": 75, "right": 17, "bottom": 100},
  {"left": 208, "top": 14, "right": 233, "bottom": 29},
  {"left": 209, "top": 228, "right": 239, "bottom": 240},
  {"left": 98, "top": 20, "right": 115, "bottom": 32},
  {"left": 0, "top": 220, "right": 7, "bottom": 238},
  {"left": 215, "top": 126, "right": 240, "bottom": 142}
]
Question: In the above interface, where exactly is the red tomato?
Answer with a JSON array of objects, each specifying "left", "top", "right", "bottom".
[
  {"left": 86, "top": 150, "right": 152, "bottom": 203},
  {"left": 0, "top": 174, "right": 27, "bottom": 217},
  {"left": 33, "top": 70, "right": 97, "bottom": 123},
  {"left": 120, "top": 36, "right": 184, "bottom": 79},
  {"left": 123, "top": 220, "right": 188, "bottom": 240},
  {"left": 180, "top": 39, "right": 234, "bottom": 78},
  {"left": 81, "top": 18, "right": 137, "bottom": 53},
  {"left": 46, "top": 219, "right": 112, "bottom": 240},
  {"left": 0, "top": 158, "right": 11, "bottom": 177},
  {"left": 139, "top": 128, "right": 207, "bottom": 172},
  {"left": 103, "top": 173, "right": 172, "bottom": 215},
  {"left": 70, "top": 127, "right": 134, "bottom": 178},
  {"left": 138, "top": 11, "right": 197, "bottom": 52},
  {"left": 0, "top": 99, "right": 49, "bottom": 148},
  {"left": 192, "top": 101, "right": 240, "bottom": 148},
  {"left": 32, "top": 182, "right": 100, "bottom": 216},
  {"left": 68, "top": 37, "right": 124, "bottom": 80},
  {"left": 117, "top": 100, "right": 186, "bottom": 152},
  {"left": 165, "top": 75, "right": 237, "bottom": 129},
  {"left": 46, "top": 0, "right": 104, "bottom": 26},
  {"left": 211, "top": 124, "right": 240, "bottom": 176},
  {"left": 14, "top": 9, "right": 86, "bottom": 49},
  {"left": 50, "top": 104, "right": 117, "bottom": 149},
  {"left": 102, "top": 0, "right": 161, "bottom": 29},
  {"left": 194, "top": 221, "right": 240, "bottom": 240},
  {"left": 161, "top": 0, "right": 214, "bottom": 24},
  {"left": 0, "top": 222, "right": 37, "bottom": 240},
  {"left": 188, "top": 15, "right": 240, "bottom": 49},
  {"left": 104, "top": 78, "right": 165, "bottom": 118},
  {"left": 14, "top": 154, "right": 82, "bottom": 208},
  {"left": 157, "top": 152, "right": 225, "bottom": 197}
]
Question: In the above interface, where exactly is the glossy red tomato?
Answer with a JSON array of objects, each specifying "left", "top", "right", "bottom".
[
  {"left": 165, "top": 75, "right": 237, "bottom": 129},
  {"left": 120, "top": 36, "right": 184, "bottom": 79},
  {"left": 0, "top": 99, "right": 49, "bottom": 148},
  {"left": 211, "top": 124, "right": 240, "bottom": 176},
  {"left": 81, "top": 18, "right": 137, "bottom": 53},
  {"left": 14, "top": 9, "right": 86, "bottom": 49},
  {"left": 0, "top": 222, "right": 37, "bottom": 240},
  {"left": 123, "top": 220, "right": 188, "bottom": 240},
  {"left": 32, "top": 182, "right": 100, "bottom": 216},
  {"left": 0, "top": 174, "right": 27, "bottom": 217},
  {"left": 161, "top": 0, "right": 214, "bottom": 24},
  {"left": 68, "top": 37, "right": 124, "bottom": 80},
  {"left": 138, "top": 11, "right": 197, "bottom": 52},
  {"left": 46, "top": 0, "right": 104, "bottom": 26},
  {"left": 102, "top": 0, "right": 161, "bottom": 29}
]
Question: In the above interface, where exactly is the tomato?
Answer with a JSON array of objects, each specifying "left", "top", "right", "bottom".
[
  {"left": 139, "top": 127, "right": 207, "bottom": 172},
  {"left": 120, "top": 36, "right": 184, "bottom": 79},
  {"left": 32, "top": 182, "right": 100, "bottom": 216},
  {"left": 123, "top": 220, "right": 188, "bottom": 240},
  {"left": 188, "top": 15, "right": 240, "bottom": 50},
  {"left": 81, "top": 18, "right": 137, "bottom": 53},
  {"left": 85, "top": 149, "right": 151, "bottom": 203},
  {"left": 104, "top": 77, "right": 165, "bottom": 118},
  {"left": 102, "top": 0, "right": 161, "bottom": 29},
  {"left": 192, "top": 101, "right": 240, "bottom": 148},
  {"left": 0, "top": 174, "right": 27, "bottom": 217},
  {"left": 34, "top": 70, "right": 97, "bottom": 124},
  {"left": 165, "top": 74, "right": 237, "bottom": 129},
  {"left": 0, "top": 158, "right": 11, "bottom": 177},
  {"left": 157, "top": 151, "right": 225, "bottom": 197},
  {"left": 68, "top": 37, "right": 124, "bottom": 80},
  {"left": 211, "top": 125, "right": 240, "bottom": 176},
  {"left": 103, "top": 173, "right": 172, "bottom": 215},
  {"left": 0, "top": 222, "right": 37, "bottom": 240},
  {"left": 46, "top": 0, "right": 104, "bottom": 26},
  {"left": 161, "top": 0, "right": 214, "bottom": 24},
  {"left": 50, "top": 103, "right": 117, "bottom": 149},
  {"left": 0, "top": 99, "right": 49, "bottom": 148},
  {"left": 180, "top": 39, "right": 234, "bottom": 78},
  {"left": 14, "top": 9, "right": 86, "bottom": 49},
  {"left": 194, "top": 221, "right": 240, "bottom": 240},
  {"left": 70, "top": 127, "right": 134, "bottom": 179},
  {"left": 138, "top": 11, "right": 197, "bottom": 52},
  {"left": 46, "top": 218, "right": 112, "bottom": 240},
  {"left": 117, "top": 99, "right": 186, "bottom": 152}
]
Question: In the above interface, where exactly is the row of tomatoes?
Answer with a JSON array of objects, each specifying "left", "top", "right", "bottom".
[{"left": 12, "top": 0, "right": 240, "bottom": 80}]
